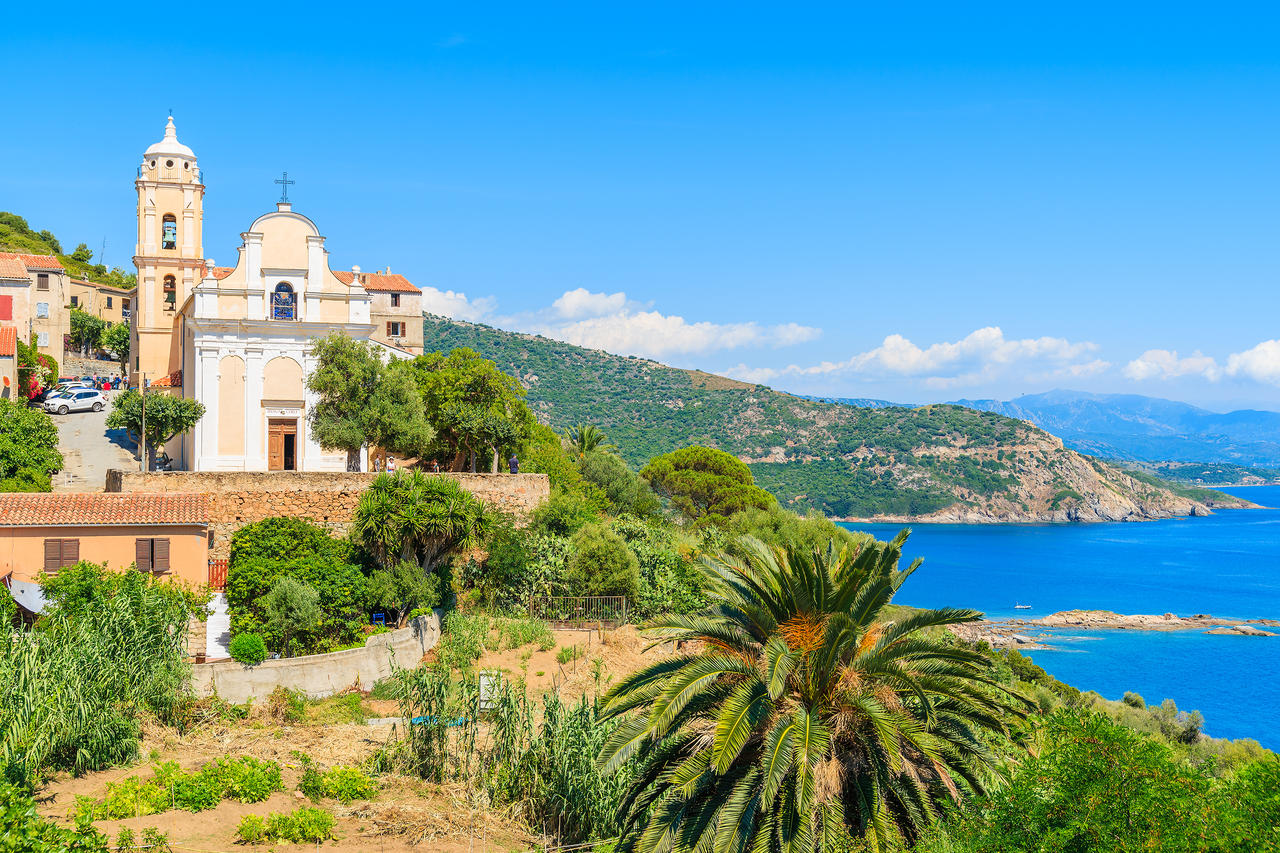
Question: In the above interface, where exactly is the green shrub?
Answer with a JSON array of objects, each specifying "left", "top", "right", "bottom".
[
  {"left": 321, "top": 766, "right": 377, "bottom": 804},
  {"left": 566, "top": 523, "right": 639, "bottom": 598},
  {"left": 1123, "top": 691, "right": 1146, "bottom": 709},
  {"left": 556, "top": 644, "right": 582, "bottom": 665},
  {"left": 533, "top": 488, "right": 601, "bottom": 536},
  {"left": 242, "top": 806, "right": 336, "bottom": 844},
  {"left": 87, "top": 756, "right": 282, "bottom": 817},
  {"left": 235, "top": 814, "right": 268, "bottom": 844},
  {"left": 226, "top": 517, "right": 367, "bottom": 656},
  {"left": 266, "top": 686, "right": 307, "bottom": 722},
  {"left": 228, "top": 633, "right": 268, "bottom": 666},
  {"left": 0, "top": 781, "right": 108, "bottom": 852}
]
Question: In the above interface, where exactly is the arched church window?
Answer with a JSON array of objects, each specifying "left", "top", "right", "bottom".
[
  {"left": 163, "top": 275, "right": 176, "bottom": 306},
  {"left": 272, "top": 282, "right": 297, "bottom": 320},
  {"left": 162, "top": 214, "right": 177, "bottom": 249}
]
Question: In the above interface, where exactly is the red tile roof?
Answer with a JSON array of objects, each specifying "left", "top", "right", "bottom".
[
  {"left": 334, "top": 270, "right": 421, "bottom": 293},
  {"left": 0, "top": 326, "right": 15, "bottom": 358},
  {"left": 198, "top": 263, "right": 236, "bottom": 280},
  {"left": 0, "top": 255, "right": 27, "bottom": 280},
  {"left": 150, "top": 370, "right": 183, "bottom": 388},
  {"left": 0, "top": 252, "right": 64, "bottom": 271},
  {"left": 0, "top": 493, "right": 209, "bottom": 527}
]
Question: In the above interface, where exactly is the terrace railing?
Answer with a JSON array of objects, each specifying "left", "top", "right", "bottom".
[{"left": 528, "top": 595, "right": 629, "bottom": 627}]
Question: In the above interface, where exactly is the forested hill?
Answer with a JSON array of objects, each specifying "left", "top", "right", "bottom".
[
  {"left": 424, "top": 315, "right": 1249, "bottom": 522},
  {"left": 0, "top": 212, "right": 136, "bottom": 288}
]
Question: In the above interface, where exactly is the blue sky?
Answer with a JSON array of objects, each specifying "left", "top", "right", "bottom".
[{"left": 4, "top": 2, "right": 1280, "bottom": 410}]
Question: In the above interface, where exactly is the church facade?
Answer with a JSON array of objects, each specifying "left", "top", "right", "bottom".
[{"left": 131, "top": 117, "right": 422, "bottom": 471}]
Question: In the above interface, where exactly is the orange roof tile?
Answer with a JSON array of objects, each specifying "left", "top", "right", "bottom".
[
  {"left": 334, "top": 270, "right": 421, "bottom": 293},
  {"left": 0, "top": 255, "right": 27, "bottom": 280},
  {"left": 0, "top": 493, "right": 209, "bottom": 527},
  {"left": 197, "top": 264, "right": 236, "bottom": 280},
  {"left": 0, "top": 326, "right": 15, "bottom": 358},
  {"left": 0, "top": 252, "right": 64, "bottom": 272}
]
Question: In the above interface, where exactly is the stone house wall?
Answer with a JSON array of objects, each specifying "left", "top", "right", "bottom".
[{"left": 106, "top": 470, "right": 549, "bottom": 558}]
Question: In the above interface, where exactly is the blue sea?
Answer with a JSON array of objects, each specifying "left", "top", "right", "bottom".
[{"left": 841, "top": 485, "right": 1280, "bottom": 747}]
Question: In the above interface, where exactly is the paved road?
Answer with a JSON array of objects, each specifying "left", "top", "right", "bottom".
[{"left": 50, "top": 402, "right": 139, "bottom": 492}]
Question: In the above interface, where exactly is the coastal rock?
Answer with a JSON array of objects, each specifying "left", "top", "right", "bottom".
[{"left": 1206, "top": 625, "right": 1278, "bottom": 637}]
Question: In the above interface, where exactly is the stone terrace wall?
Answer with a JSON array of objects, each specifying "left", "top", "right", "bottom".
[
  {"left": 106, "top": 470, "right": 549, "bottom": 558},
  {"left": 191, "top": 611, "right": 441, "bottom": 703}
]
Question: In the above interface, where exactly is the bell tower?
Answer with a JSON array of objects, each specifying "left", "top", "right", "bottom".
[{"left": 132, "top": 115, "right": 205, "bottom": 385}]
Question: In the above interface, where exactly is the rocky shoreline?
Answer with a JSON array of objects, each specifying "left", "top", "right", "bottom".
[
  {"left": 950, "top": 609, "right": 1280, "bottom": 650},
  {"left": 840, "top": 495, "right": 1257, "bottom": 525}
]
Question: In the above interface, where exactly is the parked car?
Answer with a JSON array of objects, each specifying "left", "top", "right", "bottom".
[{"left": 44, "top": 389, "right": 106, "bottom": 414}]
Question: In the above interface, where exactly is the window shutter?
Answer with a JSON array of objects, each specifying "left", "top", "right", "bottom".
[
  {"left": 136, "top": 538, "right": 152, "bottom": 573},
  {"left": 153, "top": 538, "right": 170, "bottom": 573},
  {"left": 61, "top": 539, "right": 79, "bottom": 566},
  {"left": 0, "top": 295, "right": 11, "bottom": 321},
  {"left": 44, "top": 539, "right": 61, "bottom": 573}
]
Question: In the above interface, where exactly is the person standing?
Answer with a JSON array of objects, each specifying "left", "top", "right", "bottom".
[
  {"left": 386, "top": 456, "right": 397, "bottom": 474},
  {"left": 508, "top": 453, "right": 519, "bottom": 474},
  {"left": 430, "top": 459, "right": 440, "bottom": 473}
]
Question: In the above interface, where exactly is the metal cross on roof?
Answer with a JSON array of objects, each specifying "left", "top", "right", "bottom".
[{"left": 274, "top": 171, "right": 295, "bottom": 202}]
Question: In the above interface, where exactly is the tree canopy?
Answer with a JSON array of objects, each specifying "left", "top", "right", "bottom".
[
  {"left": 69, "top": 309, "right": 106, "bottom": 355},
  {"left": 403, "top": 347, "right": 534, "bottom": 471},
  {"left": 105, "top": 391, "right": 205, "bottom": 470},
  {"left": 305, "top": 333, "right": 432, "bottom": 471},
  {"left": 352, "top": 470, "right": 491, "bottom": 573},
  {"left": 101, "top": 323, "right": 130, "bottom": 374},
  {"left": 640, "top": 445, "right": 776, "bottom": 525},
  {"left": 0, "top": 399, "right": 62, "bottom": 491}
]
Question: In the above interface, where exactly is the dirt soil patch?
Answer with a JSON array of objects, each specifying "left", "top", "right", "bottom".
[
  {"left": 473, "top": 625, "right": 661, "bottom": 704},
  {"left": 36, "top": 713, "right": 534, "bottom": 852}
]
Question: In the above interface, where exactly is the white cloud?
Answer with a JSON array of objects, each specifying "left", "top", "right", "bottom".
[
  {"left": 724, "top": 326, "right": 1102, "bottom": 388},
  {"left": 420, "top": 286, "right": 496, "bottom": 323},
  {"left": 1122, "top": 349, "right": 1221, "bottom": 381},
  {"left": 551, "top": 287, "right": 628, "bottom": 319},
  {"left": 523, "top": 296, "right": 822, "bottom": 358},
  {"left": 1226, "top": 340, "right": 1280, "bottom": 385},
  {"left": 420, "top": 285, "right": 820, "bottom": 359}
]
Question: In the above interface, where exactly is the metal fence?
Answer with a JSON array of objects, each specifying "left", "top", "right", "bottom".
[{"left": 529, "top": 595, "right": 629, "bottom": 626}]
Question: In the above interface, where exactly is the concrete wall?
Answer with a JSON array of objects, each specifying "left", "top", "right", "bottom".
[
  {"left": 191, "top": 611, "right": 441, "bottom": 703},
  {"left": 105, "top": 469, "right": 549, "bottom": 557}
]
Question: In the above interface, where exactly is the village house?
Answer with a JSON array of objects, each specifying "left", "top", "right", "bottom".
[
  {"left": 69, "top": 278, "right": 135, "bottom": 325},
  {"left": 0, "top": 493, "right": 211, "bottom": 591},
  {"left": 0, "top": 251, "right": 70, "bottom": 361}
]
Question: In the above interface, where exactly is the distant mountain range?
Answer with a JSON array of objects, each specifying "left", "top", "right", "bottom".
[
  {"left": 423, "top": 317, "right": 1244, "bottom": 522},
  {"left": 948, "top": 390, "right": 1280, "bottom": 468}
]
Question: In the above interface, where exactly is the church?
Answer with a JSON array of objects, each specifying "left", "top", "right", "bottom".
[{"left": 131, "top": 117, "right": 425, "bottom": 472}]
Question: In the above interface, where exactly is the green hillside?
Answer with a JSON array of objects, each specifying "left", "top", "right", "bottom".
[
  {"left": 423, "top": 315, "right": 1240, "bottom": 520},
  {"left": 0, "top": 212, "right": 135, "bottom": 288}
]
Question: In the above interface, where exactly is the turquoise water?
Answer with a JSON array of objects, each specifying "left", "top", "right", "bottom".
[{"left": 841, "top": 485, "right": 1280, "bottom": 747}]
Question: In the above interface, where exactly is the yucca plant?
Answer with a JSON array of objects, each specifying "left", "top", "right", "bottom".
[{"left": 597, "top": 531, "right": 1029, "bottom": 852}]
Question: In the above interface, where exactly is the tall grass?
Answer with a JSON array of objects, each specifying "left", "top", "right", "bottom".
[
  {"left": 0, "top": 570, "right": 194, "bottom": 785},
  {"left": 387, "top": 663, "right": 630, "bottom": 843}
]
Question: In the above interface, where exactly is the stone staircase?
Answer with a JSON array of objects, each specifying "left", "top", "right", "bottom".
[{"left": 206, "top": 592, "right": 231, "bottom": 660}]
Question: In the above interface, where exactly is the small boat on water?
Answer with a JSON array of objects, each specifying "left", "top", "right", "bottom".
[{"left": 1014, "top": 603, "right": 1032, "bottom": 609}]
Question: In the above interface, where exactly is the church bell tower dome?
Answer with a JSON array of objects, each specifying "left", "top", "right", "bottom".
[{"left": 140, "top": 116, "right": 200, "bottom": 185}]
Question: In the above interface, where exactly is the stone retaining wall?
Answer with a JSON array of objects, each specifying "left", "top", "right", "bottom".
[
  {"left": 106, "top": 470, "right": 549, "bottom": 557},
  {"left": 190, "top": 611, "right": 441, "bottom": 703}
]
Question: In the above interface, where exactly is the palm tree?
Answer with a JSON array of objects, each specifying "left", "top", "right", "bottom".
[
  {"left": 597, "top": 531, "right": 1027, "bottom": 852},
  {"left": 564, "top": 423, "right": 617, "bottom": 459},
  {"left": 352, "top": 469, "right": 491, "bottom": 573}
]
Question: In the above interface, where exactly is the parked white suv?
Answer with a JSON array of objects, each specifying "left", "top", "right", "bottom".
[{"left": 44, "top": 389, "right": 106, "bottom": 414}]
